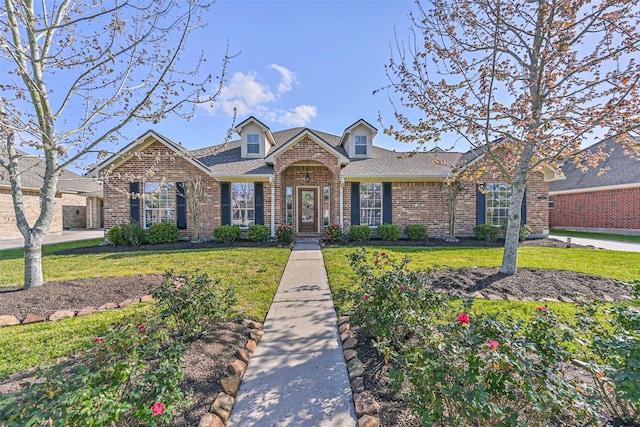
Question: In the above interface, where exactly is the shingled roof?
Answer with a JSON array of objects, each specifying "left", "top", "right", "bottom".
[
  {"left": 0, "top": 152, "right": 103, "bottom": 195},
  {"left": 549, "top": 138, "right": 640, "bottom": 193}
]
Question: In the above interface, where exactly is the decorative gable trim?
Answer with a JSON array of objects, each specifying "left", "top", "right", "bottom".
[
  {"left": 264, "top": 128, "right": 349, "bottom": 166},
  {"left": 92, "top": 130, "right": 211, "bottom": 177}
]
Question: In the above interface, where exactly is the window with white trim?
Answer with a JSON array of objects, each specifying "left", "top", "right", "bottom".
[
  {"left": 232, "top": 183, "right": 254, "bottom": 227},
  {"left": 360, "top": 182, "right": 382, "bottom": 226},
  {"left": 486, "top": 183, "right": 512, "bottom": 227},
  {"left": 247, "top": 134, "right": 260, "bottom": 154},
  {"left": 143, "top": 182, "right": 175, "bottom": 228},
  {"left": 285, "top": 186, "right": 294, "bottom": 226},
  {"left": 323, "top": 186, "right": 330, "bottom": 227},
  {"left": 355, "top": 135, "right": 367, "bottom": 155}
]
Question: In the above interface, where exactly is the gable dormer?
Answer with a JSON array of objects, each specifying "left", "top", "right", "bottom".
[
  {"left": 340, "top": 119, "right": 377, "bottom": 159},
  {"left": 235, "top": 116, "right": 276, "bottom": 158}
]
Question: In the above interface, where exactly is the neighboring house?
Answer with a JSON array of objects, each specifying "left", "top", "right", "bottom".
[
  {"left": 0, "top": 152, "right": 104, "bottom": 240},
  {"left": 549, "top": 138, "right": 640, "bottom": 232},
  {"left": 96, "top": 117, "right": 562, "bottom": 240}
]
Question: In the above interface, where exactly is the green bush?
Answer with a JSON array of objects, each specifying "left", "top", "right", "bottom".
[
  {"left": 153, "top": 270, "right": 237, "bottom": 340},
  {"left": 405, "top": 224, "right": 427, "bottom": 241},
  {"left": 474, "top": 223, "right": 498, "bottom": 241},
  {"left": 349, "top": 225, "right": 371, "bottom": 242},
  {"left": 147, "top": 222, "right": 181, "bottom": 244},
  {"left": 0, "top": 318, "right": 188, "bottom": 426},
  {"left": 247, "top": 224, "right": 270, "bottom": 242},
  {"left": 212, "top": 225, "right": 241, "bottom": 244},
  {"left": 376, "top": 224, "right": 401, "bottom": 241},
  {"left": 275, "top": 224, "right": 293, "bottom": 243},
  {"left": 519, "top": 224, "right": 532, "bottom": 241},
  {"left": 108, "top": 223, "right": 147, "bottom": 246}
]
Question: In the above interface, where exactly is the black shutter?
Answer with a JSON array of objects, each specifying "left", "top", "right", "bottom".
[
  {"left": 476, "top": 183, "right": 486, "bottom": 225},
  {"left": 254, "top": 182, "right": 264, "bottom": 225},
  {"left": 351, "top": 183, "right": 360, "bottom": 226},
  {"left": 129, "top": 182, "right": 140, "bottom": 226},
  {"left": 176, "top": 182, "right": 187, "bottom": 229},
  {"left": 221, "top": 182, "right": 231, "bottom": 225},
  {"left": 383, "top": 182, "right": 392, "bottom": 224},
  {"left": 520, "top": 188, "right": 527, "bottom": 225}
]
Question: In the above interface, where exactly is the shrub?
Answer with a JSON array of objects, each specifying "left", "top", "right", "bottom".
[
  {"left": 108, "top": 223, "right": 147, "bottom": 246},
  {"left": 377, "top": 224, "right": 401, "bottom": 241},
  {"left": 0, "top": 318, "right": 188, "bottom": 426},
  {"left": 405, "top": 224, "right": 427, "bottom": 241},
  {"left": 474, "top": 223, "right": 498, "bottom": 241},
  {"left": 275, "top": 224, "right": 293, "bottom": 243},
  {"left": 247, "top": 224, "right": 270, "bottom": 242},
  {"left": 574, "top": 280, "right": 640, "bottom": 425},
  {"left": 153, "top": 270, "right": 237, "bottom": 340},
  {"left": 324, "top": 223, "right": 344, "bottom": 243},
  {"left": 147, "top": 222, "right": 181, "bottom": 244},
  {"left": 212, "top": 225, "right": 241, "bottom": 244},
  {"left": 519, "top": 223, "right": 532, "bottom": 241},
  {"left": 349, "top": 225, "right": 371, "bottom": 242}
]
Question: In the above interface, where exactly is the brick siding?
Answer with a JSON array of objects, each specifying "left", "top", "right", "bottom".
[
  {"left": 550, "top": 187, "right": 640, "bottom": 230},
  {"left": 0, "top": 188, "right": 63, "bottom": 240}
]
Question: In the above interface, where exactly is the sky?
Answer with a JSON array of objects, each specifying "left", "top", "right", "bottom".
[{"left": 125, "top": 0, "right": 421, "bottom": 154}]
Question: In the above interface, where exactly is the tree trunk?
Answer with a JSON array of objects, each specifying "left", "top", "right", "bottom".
[
  {"left": 24, "top": 236, "right": 44, "bottom": 289},
  {"left": 500, "top": 179, "right": 526, "bottom": 275}
]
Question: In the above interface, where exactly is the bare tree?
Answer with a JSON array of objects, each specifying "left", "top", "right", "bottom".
[
  {"left": 183, "top": 177, "right": 205, "bottom": 241},
  {"left": 440, "top": 179, "right": 465, "bottom": 241},
  {"left": 379, "top": 0, "right": 640, "bottom": 274},
  {"left": 0, "top": 0, "right": 229, "bottom": 288}
]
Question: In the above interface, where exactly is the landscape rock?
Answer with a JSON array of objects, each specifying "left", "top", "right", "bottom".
[
  {"left": 486, "top": 293, "right": 503, "bottom": 300},
  {"left": 471, "top": 291, "right": 485, "bottom": 299},
  {"left": 347, "top": 358, "right": 365, "bottom": 380},
  {"left": 359, "top": 414, "right": 382, "bottom": 427},
  {"left": 340, "top": 330, "right": 351, "bottom": 342},
  {"left": 140, "top": 294, "right": 154, "bottom": 302},
  {"left": 23, "top": 313, "right": 45, "bottom": 324},
  {"left": 0, "top": 315, "right": 20, "bottom": 326},
  {"left": 344, "top": 349, "right": 357, "bottom": 362},
  {"left": 198, "top": 413, "right": 224, "bottom": 427},
  {"left": 49, "top": 310, "right": 75, "bottom": 321},
  {"left": 237, "top": 348, "right": 252, "bottom": 364},
  {"left": 210, "top": 392, "right": 235, "bottom": 423},
  {"left": 245, "top": 339, "right": 257, "bottom": 352},
  {"left": 601, "top": 294, "right": 614, "bottom": 303},
  {"left": 243, "top": 319, "right": 262, "bottom": 330},
  {"left": 118, "top": 298, "right": 139, "bottom": 308},
  {"left": 339, "top": 323, "right": 350, "bottom": 334},
  {"left": 343, "top": 337, "right": 358, "bottom": 350},
  {"left": 228, "top": 359, "right": 247, "bottom": 377},
  {"left": 98, "top": 302, "right": 118, "bottom": 311},
  {"left": 220, "top": 375, "right": 242, "bottom": 397},
  {"left": 558, "top": 295, "right": 574, "bottom": 303},
  {"left": 354, "top": 391, "right": 381, "bottom": 417},
  {"left": 351, "top": 376, "right": 365, "bottom": 393},
  {"left": 337, "top": 316, "right": 350, "bottom": 326},
  {"left": 249, "top": 329, "right": 263, "bottom": 343},
  {"left": 77, "top": 306, "right": 97, "bottom": 316}
]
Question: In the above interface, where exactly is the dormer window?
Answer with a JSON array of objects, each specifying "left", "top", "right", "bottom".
[
  {"left": 247, "top": 134, "right": 260, "bottom": 154},
  {"left": 355, "top": 135, "right": 367, "bottom": 155}
]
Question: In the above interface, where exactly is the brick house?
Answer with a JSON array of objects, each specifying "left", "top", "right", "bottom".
[
  {"left": 97, "top": 117, "right": 561, "bottom": 239},
  {"left": 0, "top": 152, "right": 104, "bottom": 240},
  {"left": 550, "top": 138, "right": 640, "bottom": 233}
]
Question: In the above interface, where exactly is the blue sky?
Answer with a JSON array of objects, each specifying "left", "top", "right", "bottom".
[{"left": 128, "top": 0, "right": 421, "bottom": 153}]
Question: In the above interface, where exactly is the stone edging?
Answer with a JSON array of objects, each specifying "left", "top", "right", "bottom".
[
  {"left": 0, "top": 295, "right": 155, "bottom": 327},
  {"left": 338, "top": 316, "right": 382, "bottom": 427},
  {"left": 198, "top": 319, "right": 263, "bottom": 427}
]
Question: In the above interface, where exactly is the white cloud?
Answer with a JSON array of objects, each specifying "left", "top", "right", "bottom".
[
  {"left": 269, "top": 64, "right": 298, "bottom": 94},
  {"left": 278, "top": 105, "right": 318, "bottom": 127},
  {"left": 205, "top": 65, "right": 316, "bottom": 127}
]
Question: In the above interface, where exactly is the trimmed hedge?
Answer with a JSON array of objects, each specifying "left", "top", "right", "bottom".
[
  {"left": 377, "top": 224, "right": 401, "bottom": 241},
  {"left": 474, "top": 224, "right": 498, "bottom": 241},
  {"left": 147, "top": 222, "right": 181, "bottom": 244},
  {"left": 349, "top": 225, "right": 371, "bottom": 242},
  {"left": 108, "top": 223, "right": 147, "bottom": 246},
  {"left": 247, "top": 224, "right": 270, "bottom": 242},
  {"left": 213, "top": 225, "right": 241, "bottom": 243},
  {"left": 405, "top": 224, "right": 427, "bottom": 241}
]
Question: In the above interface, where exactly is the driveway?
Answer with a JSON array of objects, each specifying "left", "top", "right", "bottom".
[
  {"left": 548, "top": 234, "right": 640, "bottom": 253},
  {"left": 0, "top": 229, "right": 105, "bottom": 251}
]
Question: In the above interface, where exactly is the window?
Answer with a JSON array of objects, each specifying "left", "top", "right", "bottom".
[
  {"left": 247, "top": 134, "right": 260, "bottom": 154},
  {"left": 285, "top": 186, "right": 294, "bottom": 226},
  {"left": 548, "top": 195, "right": 555, "bottom": 209},
  {"left": 486, "top": 183, "right": 512, "bottom": 227},
  {"left": 232, "top": 183, "right": 254, "bottom": 227},
  {"left": 360, "top": 182, "right": 382, "bottom": 226},
  {"left": 143, "top": 182, "right": 175, "bottom": 228},
  {"left": 355, "top": 135, "right": 367, "bottom": 155},
  {"left": 323, "top": 186, "right": 330, "bottom": 227}
]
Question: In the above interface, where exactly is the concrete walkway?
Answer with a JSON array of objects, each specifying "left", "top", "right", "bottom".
[
  {"left": 227, "top": 240, "right": 357, "bottom": 427},
  {"left": 0, "top": 229, "right": 105, "bottom": 251},
  {"left": 548, "top": 234, "right": 640, "bottom": 252}
]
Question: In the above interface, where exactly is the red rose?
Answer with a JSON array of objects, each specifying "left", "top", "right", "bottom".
[{"left": 457, "top": 313, "right": 470, "bottom": 324}]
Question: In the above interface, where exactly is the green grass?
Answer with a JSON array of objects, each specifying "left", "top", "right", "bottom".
[
  {"left": 0, "top": 238, "right": 105, "bottom": 262},
  {"left": 551, "top": 229, "right": 640, "bottom": 244},
  {"left": 0, "top": 241, "right": 290, "bottom": 380}
]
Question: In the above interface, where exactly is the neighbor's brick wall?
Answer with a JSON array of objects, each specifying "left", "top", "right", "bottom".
[
  {"left": 550, "top": 187, "right": 640, "bottom": 230},
  {"left": 0, "top": 188, "right": 63, "bottom": 240},
  {"left": 61, "top": 193, "right": 89, "bottom": 229},
  {"left": 102, "top": 140, "right": 220, "bottom": 239},
  {"left": 273, "top": 137, "right": 342, "bottom": 232}
]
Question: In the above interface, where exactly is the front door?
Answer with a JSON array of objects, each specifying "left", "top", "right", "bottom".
[{"left": 298, "top": 188, "right": 317, "bottom": 233}]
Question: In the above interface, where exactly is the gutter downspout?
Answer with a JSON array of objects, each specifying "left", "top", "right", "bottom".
[{"left": 269, "top": 176, "right": 275, "bottom": 238}]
